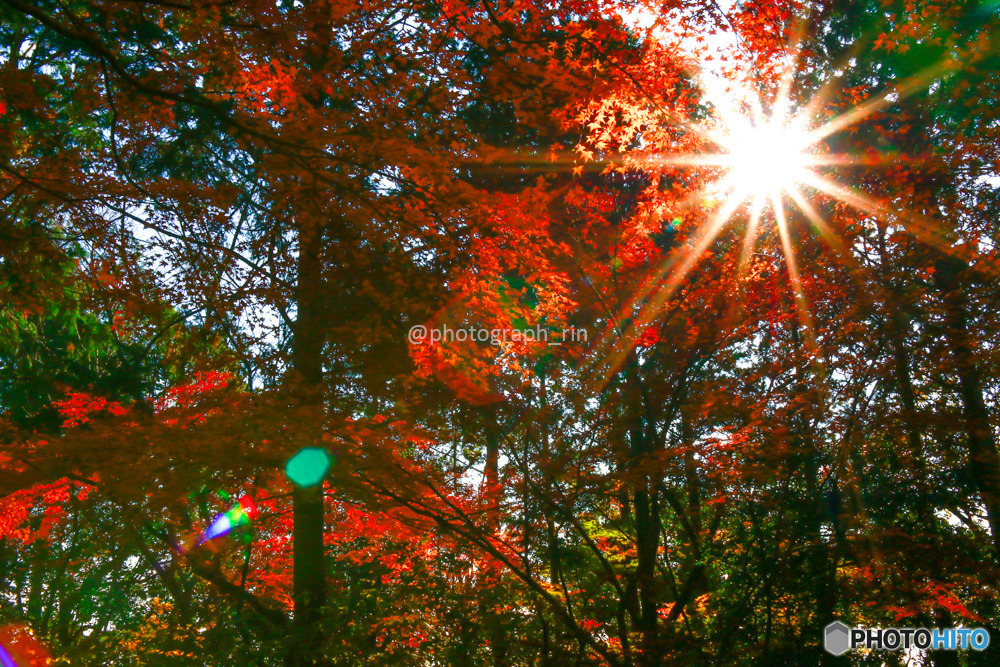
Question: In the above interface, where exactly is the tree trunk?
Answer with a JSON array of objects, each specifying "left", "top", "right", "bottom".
[
  {"left": 875, "top": 224, "right": 933, "bottom": 518},
  {"left": 788, "top": 307, "right": 840, "bottom": 665},
  {"left": 289, "top": 221, "right": 327, "bottom": 665},
  {"left": 481, "top": 405, "right": 508, "bottom": 666},
  {"left": 484, "top": 405, "right": 501, "bottom": 529},
  {"left": 935, "top": 257, "right": 1000, "bottom": 556},
  {"left": 625, "top": 354, "right": 661, "bottom": 664}
]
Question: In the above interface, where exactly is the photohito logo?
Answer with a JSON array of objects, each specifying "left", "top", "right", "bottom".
[{"left": 824, "top": 621, "right": 990, "bottom": 655}]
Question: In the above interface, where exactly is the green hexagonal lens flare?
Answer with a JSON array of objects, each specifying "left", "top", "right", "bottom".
[{"left": 285, "top": 447, "right": 332, "bottom": 488}]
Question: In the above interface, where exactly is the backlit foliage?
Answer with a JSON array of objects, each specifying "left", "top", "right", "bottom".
[{"left": 2, "top": 0, "right": 1000, "bottom": 665}]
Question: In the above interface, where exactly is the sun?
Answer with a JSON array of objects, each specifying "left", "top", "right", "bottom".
[
  {"left": 587, "top": 13, "right": 960, "bottom": 389},
  {"left": 720, "top": 118, "right": 814, "bottom": 198}
]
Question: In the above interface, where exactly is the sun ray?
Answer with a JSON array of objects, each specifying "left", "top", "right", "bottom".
[
  {"left": 658, "top": 190, "right": 750, "bottom": 299},
  {"left": 807, "top": 153, "right": 926, "bottom": 168},
  {"left": 771, "top": 12, "right": 811, "bottom": 122},
  {"left": 593, "top": 188, "right": 751, "bottom": 390},
  {"left": 784, "top": 182, "right": 891, "bottom": 293},
  {"left": 738, "top": 194, "right": 765, "bottom": 277},
  {"left": 785, "top": 184, "right": 853, "bottom": 261},
  {"left": 791, "top": 24, "right": 896, "bottom": 134},
  {"left": 649, "top": 153, "right": 744, "bottom": 168},
  {"left": 714, "top": 194, "right": 766, "bottom": 344},
  {"left": 803, "top": 60, "right": 956, "bottom": 145},
  {"left": 573, "top": 12, "right": 970, "bottom": 403},
  {"left": 783, "top": 183, "right": 932, "bottom": 340},
  {"left": 797, "top": 170, "right": 982, "bottom": 271},
  {"left": 771, "top": 191, "right": 819, "bottom": 355}
]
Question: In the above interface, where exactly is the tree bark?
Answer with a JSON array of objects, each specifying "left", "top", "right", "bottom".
[
  {"left": 935, "top": 257, "right": 1000, "bottom": 556},
  {"left": 624, "top": 354, "right": 661, "bottom": 664},
  {"left": 289, "top": 220, "right": 327, "bottom": 666}
]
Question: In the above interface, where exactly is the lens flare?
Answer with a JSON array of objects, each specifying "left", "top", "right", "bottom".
[
  {"left": 196, "top": 494, "right": 258, "bottom": 545},
  {"left": 285, "top": 447, "right": 332, "bottom": 488},
  {"left": 0, "top": 625, "right": 49, "bottom": 667}
]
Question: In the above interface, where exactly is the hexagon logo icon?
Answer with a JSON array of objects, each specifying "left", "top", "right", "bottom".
[{"left": 824, "top": 621, "right": 851, "bottom": 656}]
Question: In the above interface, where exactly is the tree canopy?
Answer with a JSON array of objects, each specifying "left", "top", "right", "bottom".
[{"left": 1, "top": 0, "right": 1000, "bottom": 665}]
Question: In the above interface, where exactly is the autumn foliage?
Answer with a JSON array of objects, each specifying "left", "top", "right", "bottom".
[{"left": 2, "top": 0, "right": 1000, "bottom": 665}]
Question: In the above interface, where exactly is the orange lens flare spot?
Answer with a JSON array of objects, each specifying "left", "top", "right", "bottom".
[{"left": 0, "top": 625, "right": 50, "bottom": 667}]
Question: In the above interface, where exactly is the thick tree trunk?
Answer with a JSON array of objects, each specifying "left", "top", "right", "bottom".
[
  {"left": 624, "top": 355, "right": 662, "bottom": 664},
  {"left": 481, "top": 405, "right": 508, "bottom": 667},
  {"left": 288, "top": 221, "right": 327, "bottom": 666},
  {"left": 935, "top": 257, "right": 1000, "bottom": 555},
  {"left": 633, "top": 486, "right": 661, "bottom": 640}
]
